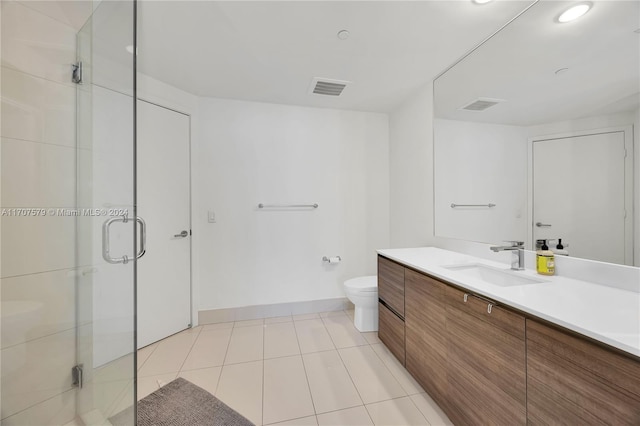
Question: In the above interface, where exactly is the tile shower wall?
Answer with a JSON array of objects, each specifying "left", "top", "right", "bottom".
[{"left": 1, "top": 2, "right": 84, "bottom": 424}]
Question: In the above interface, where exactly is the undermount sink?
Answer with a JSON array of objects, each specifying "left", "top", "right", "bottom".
[{"left": 443, "top": 263, "right": 549, "bottom": 287}]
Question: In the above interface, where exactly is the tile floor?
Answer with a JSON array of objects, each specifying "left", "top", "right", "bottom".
[{"left": 135, "top": 309, "right": 453, "bottom": 426}]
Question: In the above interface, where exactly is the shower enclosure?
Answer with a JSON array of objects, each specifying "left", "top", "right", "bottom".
[{"left": 1, "top": 1, "right": 138, "bottom": 424}]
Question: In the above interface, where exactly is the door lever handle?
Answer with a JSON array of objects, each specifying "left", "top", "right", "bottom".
[
  {"left": 174, "top": 230, "right": 189, "bottom": 238},
  {"left": 536, "top": 222, "right": 552, "bottom": 227}
]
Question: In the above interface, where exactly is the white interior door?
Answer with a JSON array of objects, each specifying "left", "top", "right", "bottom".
[
  {"left": 137, "top": 100, "right": 191, "bottom": 348},
  {"left": 533, "top": 131, "right": 629, "bottom": 264}
]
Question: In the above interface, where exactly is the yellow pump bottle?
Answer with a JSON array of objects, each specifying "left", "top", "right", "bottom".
[{"left": 536, "top": 239, "right": 555, "bottom": 275}]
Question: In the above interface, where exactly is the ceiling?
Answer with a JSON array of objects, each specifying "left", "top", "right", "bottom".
[
  {"left": 136, "top": 1, "right": 536, "bottom": 113},
  {"left": 435, "top": 0, "right": 640, "bottom": 126}
]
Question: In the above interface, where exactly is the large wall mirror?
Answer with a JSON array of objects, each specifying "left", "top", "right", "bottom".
[{"left": 434, "top": 0, "right": 639, "bottom": 266}]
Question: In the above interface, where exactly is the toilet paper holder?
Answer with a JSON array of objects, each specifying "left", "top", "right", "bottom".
[{"left": 322, "top": 256, "right": 342, "bottom": 264}]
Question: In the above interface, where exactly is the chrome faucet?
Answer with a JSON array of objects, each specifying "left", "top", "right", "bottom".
[{"left": 490, "top": 241, "right": 525, "bottom": 271}]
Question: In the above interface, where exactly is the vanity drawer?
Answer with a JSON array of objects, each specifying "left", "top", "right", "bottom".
[
  {"left": 378, "top": 255, "right": 405, "bottom": 317},
  {"left": 378, "top": 301, "right": 405, "bottom": 365}
]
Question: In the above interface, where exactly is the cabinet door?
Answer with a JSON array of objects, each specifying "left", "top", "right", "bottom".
[
  {"left": 378, "top": 255, "right": 405, "bottom": 317},
  {"left": 378, "top": 301, "right": 405, "bottom": 365},
  {"left": 527, "top": 320, "right": 640, "bottom": 425},
  {"left": 446, "top": 286, "right": 526, "bottom": 426},
  {"left": 405, "top": 270, "right": 449, "bottom": 412}
]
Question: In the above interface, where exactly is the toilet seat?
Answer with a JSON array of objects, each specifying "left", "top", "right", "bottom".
[{"left": 344, "top": 276, "right": 377, "bottom": 292}]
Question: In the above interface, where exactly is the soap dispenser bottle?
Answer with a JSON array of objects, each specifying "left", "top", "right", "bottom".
[
  {"left": 554, "top": 238, "right": 569, "bottom": 256},
  {"left": 536, "top": 239, "right": 555, "bottom": 276}
]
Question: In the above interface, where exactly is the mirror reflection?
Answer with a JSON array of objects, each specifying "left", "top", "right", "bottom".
[{"left": 434, "top": 0, "right": 639, "bottom": 266}]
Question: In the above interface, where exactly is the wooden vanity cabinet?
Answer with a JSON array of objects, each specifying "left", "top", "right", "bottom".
[
  {"left": 377, "top": 255, "right": 640, "bottom": 425},
  {"left": 378, "top": 256, "right": 405, "bottom": 316},
  {"left": 377, "top": 256, "right": 406, "bottom": 364},
  {"left": 378, "top": 301, "right": 405, "bottom": 364},
  {"left": 526, "top": 320, "right": 640, "bottom": 425},
  {"left": 404, "top": 269, "right": 449, "bottom": 412},
  {"left": 446, "top": 286, "right": 527, "bottom": 426}
]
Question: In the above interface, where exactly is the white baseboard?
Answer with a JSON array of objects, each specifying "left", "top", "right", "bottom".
[{"left": 198, "top": 297, "right": 351, "bottom": 324}]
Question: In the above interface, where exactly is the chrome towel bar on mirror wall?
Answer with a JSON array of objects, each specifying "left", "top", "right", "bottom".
[
  {"left": 450, "top": 203, "right": 496, "bottom": 208},
  {"left": 258, "top": 203, "right": 319, "bottom": 209}
]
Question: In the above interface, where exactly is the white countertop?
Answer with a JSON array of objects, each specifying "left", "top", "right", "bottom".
[{"left": 377, "top": 247, "right": 640, "bottom": 358}]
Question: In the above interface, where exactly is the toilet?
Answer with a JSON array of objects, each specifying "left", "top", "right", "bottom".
[{"left": 344, "top": 276, "right": 378, "bottom": 332}]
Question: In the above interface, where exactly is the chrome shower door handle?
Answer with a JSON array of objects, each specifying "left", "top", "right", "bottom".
[
  {"left": 102, "top": 216, "right": 127, "bottom": 264},
  {"left": 102, "top": 216, "right": 147, "bottom": 264},
  {"left": 174, "top": 230, "right": 188, "bottom": 238},
  {"left": 536, "top": 222, "right": 552, "bottom": 228},
  {"left": 136, "top": 217, "right": 147, "bottom": 259}
]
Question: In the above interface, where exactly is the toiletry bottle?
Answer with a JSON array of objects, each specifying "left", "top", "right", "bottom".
[
  {"left": 536, "top": 239, "right": 555, "bottom": 275},
  {"left": 554, "top": 238, "right": 569, "bottom": 256}
]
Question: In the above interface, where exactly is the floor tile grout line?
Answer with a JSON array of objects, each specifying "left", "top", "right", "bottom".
[
  {"left": 263, "top": 315, "right": 293, "bottom": 325},
  {"left": 261, "top": 413, "right": 318, "bottom": 426},
  {"left": 233, "top": 319, "right": 265, "bottom": 329},
  {"left": 314, "top": 404, "right": 374, "bottom": 422},
  {"left": 220, "top": 321, "right": 238, "bottom": 367},
  {"left": 406, "top": 394, "right": 435, "bottom": 426},
  {"left": 318, "top": 315, "right": 340, "bottom": 350},
  {"left": 174, "top": 326, "right": 204, "bottom": 374},
  {"left": 368, "top": 343, "right": 419, "bottom": 396},
  {"left": 103, "top": 378, "right": 134, "bottom": 419},
  {"left": 136, "top": 343, "right": 160, "bottom": 373},
  {"left": 292, "top": 314, "right": 321, "bottom": 322},
  {"left": 292, "top": 318, "right": 319, "bottom": 417},
  {"left": 357, "top": 343, "right": 408, "bottom": 396},
  {"left": 314, "top": 402, "right": 364, "bottom": 418},
  {"left": 1, "top": 385, "right": 78, "bottom": 423},
  {"left": 292, "top": 316, "right": 322, "bottom": 324},
  {"left": 336, "top": 325, "right": 413, "bottom": 425},
  {"left": 263, "top": 321, "right": 302, "bottom": 360},
  {"left": 218, "top": 346, "right": 342, "bottom": 364},
  {"left": 136, "top": 369, "right": 181, "bottom": 380},
  {"left": 335, "top": 346, "right": 372, "bottom": 423},
  {"left": 320, "top": 315, "right": 371, "bottom": 351},
  {"left": 262, "top": 321, "right": 266, "bottom": 426},
  {"left": 367, "top": 393, "right": 441, "bottom": 425},
  {"left": 176, "top": 364, "right": 226, "bottom": 374}
]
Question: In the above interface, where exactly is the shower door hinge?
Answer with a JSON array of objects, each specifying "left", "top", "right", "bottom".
[
  {"left": 72, "top": 364, "right": 84, "bottom": 388},
  {"left": 72, "top": 62, "right": 83, "bottom": 84}
]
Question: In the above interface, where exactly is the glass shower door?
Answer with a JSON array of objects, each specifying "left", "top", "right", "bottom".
[{"left": 76, "top": 1, "right": 138, "bottom": 423}]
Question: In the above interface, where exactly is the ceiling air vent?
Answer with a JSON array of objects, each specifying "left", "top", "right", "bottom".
[
  {"left": 308, "top": 77, "right": 349, "bottom": 97},
  {"left": 459, "top": 97, "right": 505, "bottom": 112}
]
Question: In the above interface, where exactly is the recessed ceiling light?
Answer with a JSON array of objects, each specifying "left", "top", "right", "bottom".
[
  {"left": 125, "top": 45, "right": 137, "bottom": 55},
  {"left": 472, "top": 0, "right": 493, "bottom": 4},
  {"left": 337, "top": 30, "right": 350, "bottom": 40},
  {"left": 558, "top": 3, "right": 592, "bottom": 23}
]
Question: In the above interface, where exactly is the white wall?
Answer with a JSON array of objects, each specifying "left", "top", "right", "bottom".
[
  {"left": 388, "top": 85, "right": 433, "bottom": 248},
  {"left": 196, "top": 98, "right": 389, "bottom": 311},
  {"left": 388, "top": 83, "right": 513, "bottom": 265},
  {"left": 434, "top": 119, "right": 527, "bottom": 244}
]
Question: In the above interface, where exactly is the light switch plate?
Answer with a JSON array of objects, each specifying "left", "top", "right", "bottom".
[{"left": 208, "top": 210, "right": 216, "bottom": 223}]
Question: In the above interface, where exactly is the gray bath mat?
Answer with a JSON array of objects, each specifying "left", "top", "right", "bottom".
[{"left": 110, "top": 377, "right": 255, "bottom": 426}]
